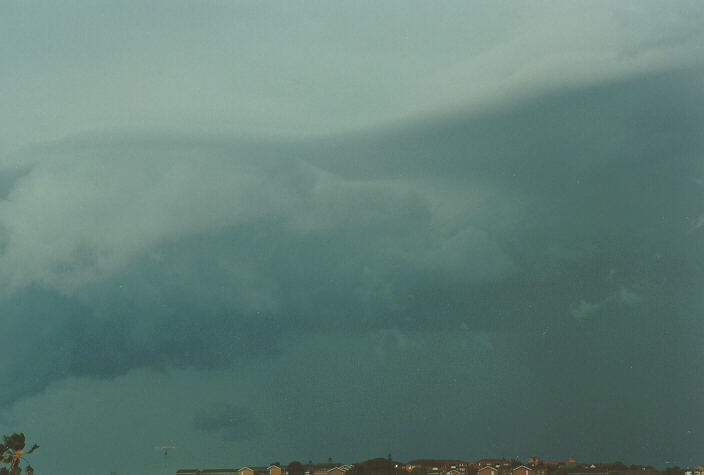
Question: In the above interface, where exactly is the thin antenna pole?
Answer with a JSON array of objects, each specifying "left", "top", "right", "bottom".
[{"left": 155, "top": 446, "right": 175, "bottom": 475}]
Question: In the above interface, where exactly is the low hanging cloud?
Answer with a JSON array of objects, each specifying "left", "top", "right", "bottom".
[
  {"left": 193, "top": 403, "right": 259, "bottom": 442},
  {"left": 0, "top": 129, "right": 520, "bottom": 405},
  {"left": 0, "top": 69, "right": 701, "bottom": 473},
  {"left": 0, "top": 141, "right": 516, "bottom": 296},
  {"left": 0, "top": 3, "right": 703, "bottom": 473}
]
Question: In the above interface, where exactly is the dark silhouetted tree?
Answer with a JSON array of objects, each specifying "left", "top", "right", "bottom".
[
  {"left": 355, "top": 457, "right": 400, "bottom": 475},
  {"left": 0, "top": 433, "right": 38, "bottom": 474},
  {"left": 288, "top": 461, "right": 305, "bottom": 475}
]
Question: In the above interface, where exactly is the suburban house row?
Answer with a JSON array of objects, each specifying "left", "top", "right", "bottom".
[
  {"left": 178, "top": 463, "right": 354, "bottom": 475},
  {"left": 403, "top": 457, "right": 566, "bottom": 475},
  {"left": 476, "top": 464, "right": 547, "bottom": 475}
]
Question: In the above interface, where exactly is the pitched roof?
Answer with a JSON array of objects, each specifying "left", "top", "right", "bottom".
[
  {"left": 476, "top": 460, "right": 511, "bottom": 467},
  {"left": 312, "top": 463, "right": 345, "bottom": 470}
]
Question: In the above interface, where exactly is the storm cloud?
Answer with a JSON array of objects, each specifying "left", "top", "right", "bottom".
[{"left": 1, "top": 2, "right": 703, "bottom": 474}]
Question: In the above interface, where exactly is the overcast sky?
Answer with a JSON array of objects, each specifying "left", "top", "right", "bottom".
[{"left": 1, "top": 2, "right": 704, "bottom": 474}]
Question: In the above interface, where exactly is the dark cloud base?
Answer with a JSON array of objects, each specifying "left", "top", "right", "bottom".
[{"left": 0, "top": 67, "right": 702, "bottom": 468}]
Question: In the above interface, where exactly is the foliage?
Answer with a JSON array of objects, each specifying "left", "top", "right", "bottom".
[
  {"left": 352, "top": 458, "right": 404, "bottom": 475},
  {"left": 411, "top": 466, "right": 427, "bottom": 475},
  {"left": 603, "top": 462, "right": 628, "bottom": 472},
  {"left": 0, "top": 433, "right": 38, "bottom": 474},
  {"left": 288, "top": 461, "right": 305, "bottom": 475}
]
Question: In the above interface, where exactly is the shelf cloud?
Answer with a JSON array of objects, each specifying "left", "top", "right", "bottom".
[{"left": 0, "top": 2, "right": 703, "bottom": 473}]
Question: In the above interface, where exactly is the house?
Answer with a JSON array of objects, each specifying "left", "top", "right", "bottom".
[
  {"left": 308, "top": 462, "right": 349, "bottom": 475},
  {"left": 513, "top": 465, "right": 534, "bottom": 475},
  {"left": 475, "top": 460, "right": 511, "bottom": 469},
  {"left": 478, "top": 466, "right": 500, "bottom": 475},
  {"left": 202, "top": 470, "right": 239, "bottom": 475},
  {"left": 239, "top": 467, "right": 257, "bottom": 475},
  {"left": 328, "top": 465, "right": 353, "bottom": 475},
  {"left": 177, "top": 471, "right": 201, "bottom": 475},
  {"left": 407, "top": 460, "right": 470, "bottom": 474},
  {"left": 239, "top": 466, "right": 282, "bottom": 475}
]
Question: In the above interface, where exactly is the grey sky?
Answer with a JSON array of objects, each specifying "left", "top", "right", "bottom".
[{"left": 0, "top": 2, "right": 703, "bottom": 474}]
